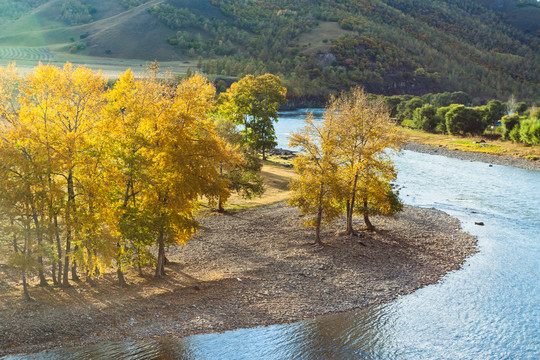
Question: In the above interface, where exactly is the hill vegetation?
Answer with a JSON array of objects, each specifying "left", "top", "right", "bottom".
[{"left": 0, "top": 0, "right": 538, "bottom": 102}]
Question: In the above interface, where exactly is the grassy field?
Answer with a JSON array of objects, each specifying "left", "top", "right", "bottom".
[
  {"left": 0, "top": 55, "right": 197, "bottom": 79},
  {"left": 401, "top": 127, "right": 540, "bottom": 160},
  {"left": 297, "top": 21, "right": 351, "bottom": 54}
]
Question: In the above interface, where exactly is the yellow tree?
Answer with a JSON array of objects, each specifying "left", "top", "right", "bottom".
[
  {"left": 104, "top": 69, "right": 170, "bottom": 283},
  {"left": 0, "top": 64, "right": 51, "bottom": 296},
  {"left": 18, "top": 63, "right": 107, "bottom": 286},
  {"left": 289, "top": 113, "right": 342, "bottom": 247},
  {"left": 107, "top": 71, "right": 234, "bottom": 278},
  {"left": 331, "top": 87, "right": 403, "bottom": 233},
  {"left": 150, "top": 74, "right": 233, "bottom": 278}
]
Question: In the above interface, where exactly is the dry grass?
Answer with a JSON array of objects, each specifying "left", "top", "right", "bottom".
[
  {"left": 213, "top": 157, "right": 296, "bottom": 212},
  {"left": 400, "top": 128, "right": 540, "bottom": 160}
]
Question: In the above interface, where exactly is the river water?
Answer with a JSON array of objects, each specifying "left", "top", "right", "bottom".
[{"left": 7, "top": 110, "right": 539, "bottom": 359}]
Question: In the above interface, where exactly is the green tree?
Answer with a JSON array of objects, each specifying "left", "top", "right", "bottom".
[
  {"left": 519, "top": 118, "right": 540, "bottom": 145},
  {"left": 486, "top": 100, "right": 506, "bottom": 124},
  {"left": 445, "top": 105, "right": 484, "bottom": 135},
  {"left": 214, "top": 117, "right": 264, "bottom": 212},
  {"left": 217, "top": 74, "right": 286, "bottom": 159},
  {"left": 412, "top": 104, "right": 438, "bottom": 131},
  {"left": 501, "top": 114, "right": 521, "bottom": 140}
]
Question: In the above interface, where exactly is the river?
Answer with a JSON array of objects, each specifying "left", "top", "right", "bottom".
[{"left": 6, "top": 110, "right": 539, "bottom": 359}]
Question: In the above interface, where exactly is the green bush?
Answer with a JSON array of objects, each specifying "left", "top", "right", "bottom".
[
  {"left": 516, "top": 102, "right": 528, "bottom": 115},
  {"left": 519, "top": 118, "right": 540, "bottom": 145},
  {"left": 445, "top": 105, "right": 484, "bottom": 135},
  {"left": 396, "top": 97, "right": 423, "bottom": 121},
  {"left": 485, "top": 99, "right": 506, "bottom": 124},
  {"left": 412, "top": 104, "right": 438, "bottom": 131},
  {"left": 501, "top": 114, "right": 520, "bottom": 140}
]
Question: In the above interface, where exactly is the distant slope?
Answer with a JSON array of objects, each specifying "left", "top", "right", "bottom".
[
  {"left": 476, "top": 0, "right": 540, "bottom": 35},
  {"left": 0, "top": 0, "right": 538, "bottom": 102},
  {"left": 0, "top": 0, "right": 183, "bottom": 60}
]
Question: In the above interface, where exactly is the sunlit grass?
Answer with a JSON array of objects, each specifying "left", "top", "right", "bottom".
[
  {"left": 198, "top": 157, "right": 296, "bottom": 216},
  {"left": 400, "top": 127, "right": 540, "bottom": 159}
]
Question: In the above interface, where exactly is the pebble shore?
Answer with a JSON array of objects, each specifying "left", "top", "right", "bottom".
[
  {"left": 0, "top": 204, "right": 477, "bottom": 356},
  {"left": 403, "top": 142, "right": 540, "bottom": 171}
]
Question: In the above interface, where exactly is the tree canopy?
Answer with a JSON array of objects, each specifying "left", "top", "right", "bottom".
[{"left": 0, "top": 63, "right": 236, "bottom": 298}]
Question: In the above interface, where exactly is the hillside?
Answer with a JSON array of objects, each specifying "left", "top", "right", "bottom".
[{"left": 0, "top": 0, "right": 539, "bottom": 102}]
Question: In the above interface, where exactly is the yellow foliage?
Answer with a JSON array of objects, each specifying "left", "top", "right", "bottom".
[
  {"left": 0, "top": 63, "right": 236, "bottom": 286},
  {"left": 289, "top": 87, "right": 404, "bottom": 242}
]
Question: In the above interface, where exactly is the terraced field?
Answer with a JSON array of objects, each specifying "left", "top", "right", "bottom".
[{"left": 0, "top": 47, "right": 55, "bottom": 61}]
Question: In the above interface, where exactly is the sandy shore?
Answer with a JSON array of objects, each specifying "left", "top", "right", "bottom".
[
  {"left": 404, "top": 142, "right": 540, "bottom": 171},
  {"left": 0, "top": 203, "right": 477, "bottom": 356}
]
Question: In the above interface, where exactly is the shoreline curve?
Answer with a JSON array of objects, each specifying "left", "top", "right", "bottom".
[{"left": 0, "top": 203, "right": 477, "bottom": 356}]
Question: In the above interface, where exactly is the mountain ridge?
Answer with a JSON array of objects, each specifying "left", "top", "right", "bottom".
[{"left": 0, "top": 0, "right": 538, "bottom": 101}]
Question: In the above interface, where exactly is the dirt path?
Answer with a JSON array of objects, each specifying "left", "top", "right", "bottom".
[{"left": 0, "top": 203, "right": 477, "bottom": 356}]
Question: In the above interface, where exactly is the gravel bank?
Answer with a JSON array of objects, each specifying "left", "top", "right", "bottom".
[
  {"left": 0, "top": 203, "right": 477, "bottom": 356},
  {"left": 404, "top": 142, "right": 540, "bottom": 171}
]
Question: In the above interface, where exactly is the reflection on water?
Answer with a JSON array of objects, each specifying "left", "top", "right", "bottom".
[{"left": 7, "top": 122, "right": 540, "bottom": 359}]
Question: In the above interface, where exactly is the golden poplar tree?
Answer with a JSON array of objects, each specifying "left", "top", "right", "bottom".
[
  {"left": 289, "top": 87, "right": 403, "bottom": 245},
  {"left": 18, "top": 63, "right": 108, "bottom": 285},
  {"left": 106, "top": 71, "right": 234, "bottom": 279},
  {"left": 0, "top": 64, "right": 51, "bottom": 296},
  {"left": 150, "top": 74, "right": 233, "bottom": 278},
  {"left": 332, "top": 87, "right": 403, "bottom": 232},
  {"left": 289, "top": 113, "right": 342, "bottom": 246}
]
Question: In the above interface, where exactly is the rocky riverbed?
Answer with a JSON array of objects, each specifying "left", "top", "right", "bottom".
[
  {"left": 403, "top": 142, "right": 540, "bottom": 171},
  {"left": 0, "top": 203, "right": 477, "bottom": 356}
]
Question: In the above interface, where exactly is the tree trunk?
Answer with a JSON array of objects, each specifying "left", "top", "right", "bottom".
[
  {"left": 218, "top": 198, "right": 225, "bottom": 213},
  {"left": 346, "top": 175, "right": 358, "bottom": 235},
  {"left": 63, "top": 171, "right": 75, "bottom": 287},
  {"left": 262, "top": 148, "right": 267, "bottom": 160},
  {"left": 32, "top": 213, "right": 48, "bottom": 286},
  {"left": 315, "top": 204, "right": 323, "bottom": 247},
  {"left": 116, "top": 243, "right": 127, "bottom": 285},
  {"left": 62, "top": 237, "right": 70, "bottom": 286},
  {"left": 363, "top": 198, "right": 375, "bottom": 231},
  {"left": 54, "top": 214, "right": 62, "bottom": 285},
  {"left": 71, "top": 245, "right": 80, "bottom": 281},
  {"left": 52, "top": 261, "right": 58, "bottom": 286},
  {"left": 155, "top": 228, "right": 166, "bottom": 278},
  {"left": 22, "top": 219, "right": 32, "bottom": 301},
  {"left": 11, "top": 218, "right": 18, "bottom": 252},
  {"left": 117, "top": 267, "right": 127, "bottom": 287},
  {"left": 22, "top": 270, "right": 31, "bottom": 301},
  {"left": 346, "top": 200, "right": 353, "bottom": 235},
  {"left": 314, "top": 184, "right": 324, "bottom": 247}
]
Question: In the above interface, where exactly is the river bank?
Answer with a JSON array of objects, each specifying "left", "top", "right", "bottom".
[
  {"left": 403, "top": 142, "right": 540, "bottom": 171},
  {"left": 0, "top": 203, "right": 477, "bottom": 356}
]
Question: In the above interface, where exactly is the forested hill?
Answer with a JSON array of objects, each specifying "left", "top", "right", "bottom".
[{"left": 0, "top": 0, "right": 539, "bottom": 102}]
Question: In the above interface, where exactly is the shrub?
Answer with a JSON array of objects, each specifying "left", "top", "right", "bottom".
[
  {"left": 445, "top": 105, "right": 484, "bottom": 135},
  {"left": 485, "top": 100, "right": 506, "bottom": 124},
  {"left": 501, "top": 114, "right": 520, "bottom": 140},
  {"left": 509, "top": 125, "right": 521, "bottom": 142},
  {"left": 396, "top": 97, "right": 423, "bottom": 121},
  {"left": 519, "top": 118, "right": 540, "bottom": 145},
  {"left": 516, "top": 102, "right": 528, "bottom": 115},
  {"left": 412, "top": 104, "right": 438, "bottom": 131}
]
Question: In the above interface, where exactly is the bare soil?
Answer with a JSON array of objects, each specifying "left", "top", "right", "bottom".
[{"left": 0, "top": 203, "right": 477, "bottom": 356}]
